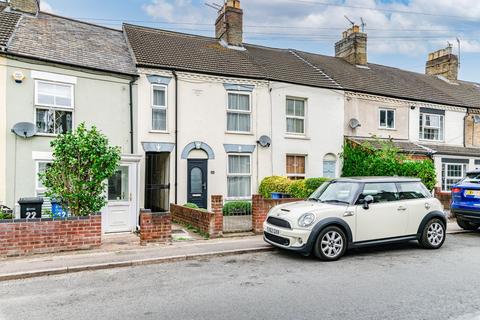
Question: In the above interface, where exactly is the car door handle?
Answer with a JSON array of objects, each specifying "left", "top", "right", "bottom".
[{"left": 397, "top": 206, "right": 407, "bottom": 211}]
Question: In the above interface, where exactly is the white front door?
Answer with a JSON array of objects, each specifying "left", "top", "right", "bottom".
[{"left": 104, "top": 163, "right": 136, "bottom": 233}]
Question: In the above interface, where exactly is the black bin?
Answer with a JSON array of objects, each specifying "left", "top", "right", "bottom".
[{"left": 18, "top": 197, "right": 44, "bottom": 219}]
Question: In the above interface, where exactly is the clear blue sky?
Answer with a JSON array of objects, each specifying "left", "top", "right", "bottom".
[{"left": 42, "top": 0, "right": 479, "bottom": 83}]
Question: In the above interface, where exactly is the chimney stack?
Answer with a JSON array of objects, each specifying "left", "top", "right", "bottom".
[
  {"left": 335, "top": 25, "right": 367, "bottom": 65},
  {"left": 425, "top": 45, "right": 458, "bottom": 81},
  {"left": 8, "top": 0, "right": 39, "bottom": 14},
  {"left": 215, "top": 0, "right": 243, "bottom": 47}
]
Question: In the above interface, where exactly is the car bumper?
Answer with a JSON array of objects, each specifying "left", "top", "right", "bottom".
[
  {"left": 451, "top": 208, "right": 480, "bottom": 222},
  {"left": 263, "top": 222, "right": 312, "bottom": 254}
]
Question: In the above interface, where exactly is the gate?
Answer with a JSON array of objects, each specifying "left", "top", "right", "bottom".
[{"left": 222, "top": 200, "right": 252, "bottom": 233}]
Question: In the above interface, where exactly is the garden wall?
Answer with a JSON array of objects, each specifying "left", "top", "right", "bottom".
[
  {"left": 0, "top": 214, "right": 101, "bottom": 257},
  {"left": 252, "top": 195, "right": 302, "bottom": 234},
  {"left": 139, "top": 210, "right": 172, "bottom": 245},
  {"left": 434, "top": 188, "right": 451, "bottom": 211}
]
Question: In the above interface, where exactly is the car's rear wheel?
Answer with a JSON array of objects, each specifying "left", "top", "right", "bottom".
[
  {"left": 456, "top": 217, "right": 480, "bottom": 231},
  {"left": 420, "top": 219, "right": 446, "bottom": 249},
  {"left": 313, "top": 226, "right": 347, "bottom": 261}
]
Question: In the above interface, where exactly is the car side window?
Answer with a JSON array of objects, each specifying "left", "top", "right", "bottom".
[
  {"left": 397, "top": 182, "right": 430, "bottom": 200},
  {"left": 357, "top": 183, "right": 398, "bottom": 204}
]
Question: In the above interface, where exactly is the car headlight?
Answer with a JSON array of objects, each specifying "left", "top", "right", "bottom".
[{"left": 298, "top": 213, "right": 316, "bottom": 227}]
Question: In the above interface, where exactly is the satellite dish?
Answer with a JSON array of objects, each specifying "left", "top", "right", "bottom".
[
  {"left": 257, "top": 135, "right": 272, "bottom": 148},
  {"left": 349, "top": 118, "right": 361, "bottom": 129},
  {"left": 11, "top": 122, "right": 37, "bottom": 138}
]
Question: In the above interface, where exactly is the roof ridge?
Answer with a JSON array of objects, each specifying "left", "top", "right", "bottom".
[
  {"left": 123, "top": 23, "right": 217, "bottom": 41},
  {"left": 37, "top": 12, "right": 124, "bottom": 33}
]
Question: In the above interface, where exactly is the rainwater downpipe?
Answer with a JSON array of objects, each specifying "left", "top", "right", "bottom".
[
  {"left": 173, "top": 70, "right": 178, "bottom": 204},
  {"left": 129, "top": 79, "right": 135, "bottom": 154}
]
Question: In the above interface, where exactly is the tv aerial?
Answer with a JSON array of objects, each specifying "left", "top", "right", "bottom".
[
  {"left": 360, "top": 17, "right": 366, "bottom": 32},
  {"left": 11, "top": 122, "right": 37, "bottom": 138},
  {"left": 344, "top": 15, "right": 355, "bottom": 27},
  {"left": 205, "top": 2, "right": 222, "bottom": 10}
]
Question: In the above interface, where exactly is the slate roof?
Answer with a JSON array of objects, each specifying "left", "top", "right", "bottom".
[
  {"left": 123, "top": 24, "right": 341, "bottom": 89},
  {"left": 419, "top": 143, "right": 480, "bottom": 157},
  {"left": 4, "top": 12, "right": 136, "bottom": 75},
  {"left": 347, "top": 136, "right": 432, "bottom": 155},
  {"left": 0, "top": 10, "right": 20, "bottom": 49}
]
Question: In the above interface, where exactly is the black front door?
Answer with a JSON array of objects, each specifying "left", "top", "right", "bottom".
[{"left": 187, "top": 159, "right": 208, "bottom": 209}]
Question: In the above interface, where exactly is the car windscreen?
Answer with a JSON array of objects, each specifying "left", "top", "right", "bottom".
[
  {"left": 309, "top": 182, "right": 360, "bottom": 205},
  {"left": 460, "top": 172, "right": 480, "bottom": 184}
]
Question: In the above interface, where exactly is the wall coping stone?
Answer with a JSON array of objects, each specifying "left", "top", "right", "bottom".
[{"left": 0, "top": 213, "right": 101, "bottom": 224}]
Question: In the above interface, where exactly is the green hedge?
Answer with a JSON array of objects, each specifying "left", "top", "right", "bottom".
[
  {"left": 341, "top": 140, "right": 437, "bottom": 190},
  {"left": 184, "top": 203, "right": 199, "bottom": 209},
  {"left": 258, "top": 176, "right": 331, "bottom": 199},
  {"left": 223, "top": 201, "right": 252, "bottom": 216}
]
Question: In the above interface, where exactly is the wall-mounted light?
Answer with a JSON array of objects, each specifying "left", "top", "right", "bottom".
[{"left": 12, "top": 71, "right": 25, "bottom": 84}]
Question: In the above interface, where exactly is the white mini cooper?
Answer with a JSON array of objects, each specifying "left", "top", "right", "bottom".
[{"left": 264, "top": 177, "right": 446, "bottom": 261}]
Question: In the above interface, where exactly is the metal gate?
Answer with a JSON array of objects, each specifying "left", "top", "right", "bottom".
[{"left": 222, "top": 200, "right": 252, "bottom": 233}]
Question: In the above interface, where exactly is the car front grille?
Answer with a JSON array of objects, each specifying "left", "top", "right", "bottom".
[
  {"left": 266, "top": 216, "right": 292, "bottom": 229},
  {"left": 264, "top": 232, "right": 290, "bottom": 246}
]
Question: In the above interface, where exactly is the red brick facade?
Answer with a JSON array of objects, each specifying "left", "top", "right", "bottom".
[
  {"left": 139, "top": 210, "right": 172, "bottom": 245},
  {"left": 0, "top": 214, "right": 101, "bottom": 257},
  {"left": 170, "top": 196, "right": 223, "bottom": 238},
  {"left": 434, "top": 188, "right": 452, "bottom": 210},
  {"left": 252, "top": 194, "right": 302, "bottom": 234}
]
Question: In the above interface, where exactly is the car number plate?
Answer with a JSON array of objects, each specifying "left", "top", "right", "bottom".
[
  {"left": 266, "top": 226, "right": 280, "bottom": 235},
  {"left": 465, "top": 190, "right": 480, "bottom": 197}
]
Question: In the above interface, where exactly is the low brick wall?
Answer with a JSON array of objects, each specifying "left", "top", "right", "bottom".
[
  {"left": 139, "top": 210, "right": 171, "bottom": 245},
  {"left": 0, "top": 214, "right": 101, "bottom": 257},
  {"left": 434, "top": 188, "right": 451, "bottom": 210},
  {"left": 252, "top": 194, "right": 303, "bottom": 234},
  {"left": 170, "top": 197, "right": 223, "bottom": 238}
]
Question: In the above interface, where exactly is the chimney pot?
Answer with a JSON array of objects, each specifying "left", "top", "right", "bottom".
[
  {"left": 335, "top": 25, "right": 367, "bottom": 65},
  {"left": 8, "top": 0, "right": 40, "bottom": 14},
  {"left": 215, "top": 0, "right": 243, "bottom": 47}
]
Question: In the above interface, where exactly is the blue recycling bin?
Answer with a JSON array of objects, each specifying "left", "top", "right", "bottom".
[{"left": 51, "top": 199, "right": 68, "bottom": 218}]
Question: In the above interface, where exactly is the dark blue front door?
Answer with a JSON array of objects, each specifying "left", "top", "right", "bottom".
[{"left": 187, "top": 159, "right": 208, "bottom": 209}]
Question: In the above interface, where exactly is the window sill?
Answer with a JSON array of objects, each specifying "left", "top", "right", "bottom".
[
  {"left": 35, "top": 133, "right": 58, "bottom": 138},
  {"left": 225, "top": 196, "right": 252, "bottom": 201},
  {"left": 418, "top": 139, "right": 444, "bottom": 143},
  {"left": 285, "top": 135, "right": 310, "bottom": 140},
  {"left": 225, "top": 131, "right": 254, "bottom": 136},
  {"left": 378, "top": 127, "right": 397, "bottom": 131},
  {"left": 149, "top": 130, "right": 170, "bottom": 134}
]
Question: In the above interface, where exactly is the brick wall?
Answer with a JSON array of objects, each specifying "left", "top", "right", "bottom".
[
  {"left": 170, "top": 196, "right": 223, "bottom": 238},
  {"left": 139, "top": 210, "right": 171, "bottom": 245},
  {"left": 434, "top": 188, "right": 451, "bottom": 210},
  {"left": 252, "top": 195, "right": 302, "bottom": 234},
  {"left": 0, "top": 214, "right": 101, "bottom": 257}
]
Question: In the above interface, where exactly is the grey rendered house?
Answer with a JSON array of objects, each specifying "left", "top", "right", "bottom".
[{"left": 0, "top": 0, "right": 141, "bottom": 233}]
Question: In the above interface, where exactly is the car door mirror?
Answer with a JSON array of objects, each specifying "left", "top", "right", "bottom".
[{"left": 362, "top": 195, "right": 374, "bottom": 210}]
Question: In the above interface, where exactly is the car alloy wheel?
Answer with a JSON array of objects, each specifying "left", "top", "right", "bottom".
[
  {"left": 427, "top": 222, "right": 444, "bottom": 246},
  {"left": 320, "top": 230, "right": 343, "bottom": 258}
]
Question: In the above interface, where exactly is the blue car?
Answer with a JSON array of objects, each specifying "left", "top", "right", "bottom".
[{"left": 451, "top": 170, "right": 480, "bottom": 230}]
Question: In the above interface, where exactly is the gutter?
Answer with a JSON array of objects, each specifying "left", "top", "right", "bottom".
[{"left": 173, "top": 70, "right": 178, "bottom": 204}]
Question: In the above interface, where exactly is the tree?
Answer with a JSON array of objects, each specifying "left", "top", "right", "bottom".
[{"left": 40, "top": 123, "right": 121, "bottom": 216}]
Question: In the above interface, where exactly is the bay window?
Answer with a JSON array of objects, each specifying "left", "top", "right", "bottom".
[
  {"left": 227, "top": 154, "right": 251, "bottom": 198},
  {"left": 227, "top": 92, "right": 251, "bottom": 133},
  {"left": 35, "top": 80, "right": 74, "bottom": 134},
  {"left": 442, "top": 162, "right": 466, "bottom": 191},
  {"left": 152, "top": 85, "right": 167, "bottom": 131}
]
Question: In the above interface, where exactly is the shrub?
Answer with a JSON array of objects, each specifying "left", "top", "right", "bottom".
[
  {"left": 40, "top": 123, "right": 121, "bottom": 216},
  {"left": 184, "top": 203, "right": 199, "bottom": 209},
  {"left": 341, "top": 139, "right": 437, "bottom": 190},
  {"left": 258, "top": 176, "right": 291, "bottom": 198},
  {"left": 304, "top": 178, "right": 331, "bottom": 196},
  {"left": 223, "top": 201, "right": 252, "bottom": 216},
  {"left": 287, "top": 180, "right": 308, "bottom": 199}
]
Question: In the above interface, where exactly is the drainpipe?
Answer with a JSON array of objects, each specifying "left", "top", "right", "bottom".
[
  {"left": 173, "top": 70, "right": 178, "bottom": 204},
  {"left": 129, "top": 79, "right": 135, "bottom": 154}
]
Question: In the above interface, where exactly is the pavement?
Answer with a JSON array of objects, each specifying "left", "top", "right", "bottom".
[
  {"left": 0, "top": 221, "right": 467, "bottom": 282},
  {"left": 1, "top": 232, "right": 480, "bottom": 320}
]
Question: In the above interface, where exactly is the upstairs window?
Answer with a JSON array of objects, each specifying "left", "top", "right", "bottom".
[
  {"left": 286, "top": 98, "right": 306, "bottom": 134},
  {"left": 286, "top": 155, "right": 306, "bottom": 180},
  {"left": 419, "top": 112, "right": 444, "bottom": 141},
  {"left": 152, "top": 85, "right": 167, "bottom": 131},
  {"left": 379, "top": 108, "right": 395, "bottom": 129},
  {"left": 227, "top": 92, "right": 251, "bottom": 133},
  {"left": 35, "top": 80, "right": 74, "bottom": 134}
]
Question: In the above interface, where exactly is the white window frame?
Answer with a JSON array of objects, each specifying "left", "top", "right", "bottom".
[
  {"left": 226, "top": 91, "right": 252, "bottom": 134},
  {"left": 419, "top": 112, "right": 444, "bottom": 141},
  {"left": 378, "top": 108, "right": 396, "bottom": 130},
  {"left": 286, "top": 97, "right": 307, "bottom": 135},
  {"left": 151, "top": 84, "right": 168, "bottom": 132},
  {"left": 34, "top": 80, "right": 75, "bottom": 136},
  {"left": 226, "top": 153, "right": 252, "bottom": 199},
  {"left": 442, "top": 162, "right": 466, "bottom": 192},
  {"left": 35, "top": 160, "right": 53, "bottom": 196},
  {"left": 286, "top": 154, "right": 306, "bottom": 179}
]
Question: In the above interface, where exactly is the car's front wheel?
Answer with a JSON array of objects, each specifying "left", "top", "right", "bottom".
[
  {"left": 420, "top": 219, "right": 446, "bottom": 249},
  {"left": 313, "top": 226, "right": 347, "bottom": 261},
  {"left": 456, "top": 217, "right": 480, "bottom": 231}
]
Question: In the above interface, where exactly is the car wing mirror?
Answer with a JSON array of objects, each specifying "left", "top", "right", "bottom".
[{"left": 362, "top": 195, "right": 374, "bottom": 210}]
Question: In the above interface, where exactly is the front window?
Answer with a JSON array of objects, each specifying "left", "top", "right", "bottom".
[
  {"left": 286, "top": 155, "right": 305, "bottom": 179},
  {"left": 152, "top": 85, "right": 167, "bottom": 131},
  {"left": 286, "top": 98, "right": 306, "bottom": 134},
  {"left": 227, "top": 154, "right": 251, "bottom": 198},
  {"left": 419, "top": 113, "right": 444, "bottom": 141},
  {"left": 227, "top": 92, "right": 251, "bottom": 133},
  {"left": 35, "top": 80, "right": 73, "bottom": 134},
  {"left": 309, "top": 182, "right": 360, "bottom": 205},
  {"left": 379, "top": 108, "right": 395, "bottom": 129},
  {"left": 442, "top": 163, "right": 466, "bottom": 191}
]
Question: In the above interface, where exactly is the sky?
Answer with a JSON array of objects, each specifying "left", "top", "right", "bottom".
[{"left": 40, "top": 0, "right": 479, "bottom": 82}]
